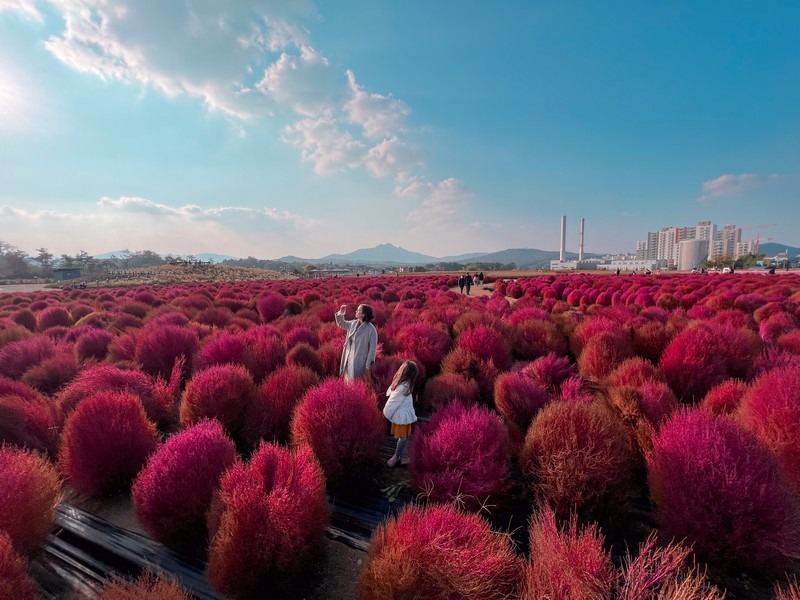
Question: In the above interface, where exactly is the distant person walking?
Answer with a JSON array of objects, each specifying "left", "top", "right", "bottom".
[
  {"left": 335, "top": 303, "right": 378, "bottom": 382},
  {"left": 465, "top": 273, "right": 473, "bottom": 295},
  {"left": 458, "top": 274, "right": 465, "bottom": 294}
]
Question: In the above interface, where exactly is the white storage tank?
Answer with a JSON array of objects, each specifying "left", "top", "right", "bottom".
[{"left": 677, "top": 239, "right": 709, "bottom": 271}]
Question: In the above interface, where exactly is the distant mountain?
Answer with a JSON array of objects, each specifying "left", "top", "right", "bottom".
[
  {"left": 94, "top": 250, "right": 238, "bottom": 263},
  {"left": 456, "top": 248, "right": 601, "bottom": 268},
  {"left": 439, "top": 252, "right": 490, "bottom": 262},
  {"left": 318, "top": 244, "right": 437, "bottom": 265},
  {"left": 760, "top": 243, "right": 800, "bottom": 257}
]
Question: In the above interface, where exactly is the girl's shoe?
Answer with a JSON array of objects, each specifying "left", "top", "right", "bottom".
[{"left": 387, "top": 455, "right": 399, "bottom": 468}]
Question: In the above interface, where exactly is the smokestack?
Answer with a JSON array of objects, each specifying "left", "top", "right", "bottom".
[
  {"left": 559, "top": 215, "right": 567, "bottom": 262},
  {"left": 579, "top": 217, "right": 585, "bottom": 262}
]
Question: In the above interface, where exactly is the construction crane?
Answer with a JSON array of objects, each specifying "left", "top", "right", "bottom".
[{"left": 754, "top": 235, "right": 774, "bottom": 256}]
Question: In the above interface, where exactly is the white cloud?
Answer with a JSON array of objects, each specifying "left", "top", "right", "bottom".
[
  {"left": 42, "top": 0, "right": 319, "bottom": 119},
  {"left": 364, "top": 137, "right": 424, "bottom": 177},
  {"left": 698, "top": 173, "right": 782, "bottom": 202},
  {"left": 404, "top": 177, "right": 472, "bottom": 228},
  {"left": 256, "top": 46, "right": 340, "bottom": 117},
  {"left": 0, "top": 0, "right": 42, "bottom": 22},
  {"left": 1, "top": 198, "right": 320, "bottom": 256},
  {"left": 282, "top": 117, "right": 365, "bottom": 174},
  {"left": 344, "top": 70, "right": 409, "bottom": 139}
]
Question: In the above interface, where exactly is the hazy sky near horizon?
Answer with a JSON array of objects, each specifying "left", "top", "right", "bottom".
[{"left": 1, "top": 1, "right": 798, "bottom": 260}]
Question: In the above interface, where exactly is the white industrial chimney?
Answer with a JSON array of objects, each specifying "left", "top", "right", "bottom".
[
  {"left": 559, "top": 215, "right": 567, "bottom": 262},
  {"left": 579, "top": 217, "right": 585, "bottom": 262}
]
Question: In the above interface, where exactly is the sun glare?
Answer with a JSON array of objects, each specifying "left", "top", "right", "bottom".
[{"left": 0, "top": 67, "right": 32, "bottom": 131}]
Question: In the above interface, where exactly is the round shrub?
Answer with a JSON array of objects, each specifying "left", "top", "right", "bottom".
[
  {"left": 21, "top": 351, "right": 80, "bottom": 396},
  {"left": 290, "top": 379, "right": 384, "bottom": 486},
  {"left": 637, "top": 381, "right": 679, "bottom": 428},
  {"left": 242, "top": 365, "right": 320, "bottom": 446},
  {"left": 242, "top": 326, "right": 286, "bottom": 382},
  {"left": 285, "top": 342, "right": 325, "bottom": 378},
  {"left": 11, "top": 309, "right": 37, "bottom": 332},
  {"left": 494, "top": 372, "right": 552, "bottom": 447},
  {"left": 525, "top": 353, "right": 576, "bottom": 391},
  {"left": 649, "top": 409, "right": 800, "bottom": 576},
  {"left": 457, "top": 325, "right": 512, "bottom": 371},
  {"left": 132, "top": 420, "right": 237, "bottom": 549},
  {"left": 511, "top": 319, "right": 567, "bottom": 361},
  {"left": 99, "top": 573, "right": 191, "bottom": 600},
  {"left": 134, "top": 324, "right": 198, "bottom": 381},
  {"left": 284, "top": 326, "right": 320, "bottom": 349},
  {"left": 0, "top": 335, "right": 56, "bottom": 379},
  {"left": 520, "top": 400, "right": 641, "bottom": 523},
  {"left": 179, "top": 364, "right": 256, "bottom": 443},
  {"left": 738, "top": 365, "right": 800, "bottom": 494},
  {"left": 196, "top": 332, "right": 247, "bottom": 370},
  {"left": 578, "top": 331, "right": 634, "bottom": 379},
  {"left": 195, "top": 306, "right": 234, "bottom": 328},
  {"left": 778, "top": 330, "right": 800, "bottom": 355},
  {"left": 422, "top": 373, "right": 480, "bottom": 410},
  {"left": 36, "top": 305, "right": 72, "bottom": 331},
  {"left": 440, "top": 347, "right": 499, "bottom": 404},
  {"left": 359, "top": 503, "right": 523, "bottom": 599},
  {"left": 256, "top": 292, "right": 286, "bottom": 322},
  {"left": 59, "top": 390, "right": 159, "bottom": 497},
  {"left": 74, "top": 328, "right": 114, "bottom": 362},
  {"left": 0, "top": 446, "right": 62, "bottom": 553},
  {"left": 57, "top": 365, "right": 174, "bottom": 428},
  {"left": 0, "top": 394, "right": 62, "bottom": 457},
  {"left": 207, "top": 443, "right": 328, "bottom": 597},
  {"left": 660, "top": 322, "right": 762, "bottom": 402},
  {"left": 700, "top": 379, "right": 749, "bottom": 416},
  {"left": 0, "top": 532, "right": 39, "bottom": 600},
  {"left": 605, "top": 357, "right": 664, "bottom": 388},
  {"left": 411, "top": 402, "right": 509, "bottom": 511},
  {"left": 524, "top": 506, "right": 614, "bottom": 599},
  {"left": 394, "top": 322, "right": 452, "bottom": 371}
]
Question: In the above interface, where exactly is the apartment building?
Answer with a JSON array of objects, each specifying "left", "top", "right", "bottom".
[{"left": 635, "top": 221, "right": 744, "bottom": 266}]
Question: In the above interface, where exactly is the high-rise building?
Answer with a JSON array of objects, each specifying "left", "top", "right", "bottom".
[{"left": 636, "top": 221, "right": 743, "bottom": 265}]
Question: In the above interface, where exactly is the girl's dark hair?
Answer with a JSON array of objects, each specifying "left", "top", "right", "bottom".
[
  {"left": 391, "top": 360, "right": 419, "bottom": 391},
  {"left": 359, "top": 304, "right": 375, "bottom": 323}
]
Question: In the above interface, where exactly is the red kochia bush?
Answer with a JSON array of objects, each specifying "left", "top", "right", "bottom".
[
  {"left": 578, "top": 330, "right": 634, "bottom": 379},
  {"left": 523, "top": 506, "right": 614, "bottom": 599},
  {"left": 637, "top": 381, "right": 679, "bottom": 428},
  {"left": 494, "top": 372, "right": 552, "bottom": 447},
  {"left": 57, "top": 365, "right": 174, "bottom": 428},
  {"left": 511, "top": 319, "right": 567, "bottom": 361},
  {"left": 132, "top": 420, "right": 237, "bottom": 549},
  {"left": 739, "top": 365, "right": 800, "bottom": 494},
  {"left": 242, "top": 326, "right": 286, "bottom": 382},
  {"left": 207, "top": 444, "right": 328, "bottom": 597},
  {"left": 0, "top": 532, "right": 40, "bottom": 600},
  {"left": 648, "top": 409, "right": 800, "bottom": 576},
  {"left": 36, "top": 305, "right": 72, "bottom": 330},
  {"left": 411, "top": 402, "right": 509, "bottom": 511},
  {"left": 285, "top": 342, "right": 325, "bottom": 378},
  {"left": 0, "top": 394, "right": 62, "bottom": 457},
  {"left": 457, "top": 325, "right": 512, "bottom": 371},
  {"left": 256, "top": 292, "right": 286, "bottom": 322},
  {"left": 440, "top": 347, "right": 499, "bottom": 404},
  {"left": 394, "top": 322, "right": 452, "bottom": 371},
  {"left": 525, "top": 353, "right": 576, "bottom": 391},
  {"left": 605, "top": 357, "right": 665, "bottom": 388},
  {"left": 196, "top": 332, "right": 247, "bottom": 370},
  {"left": 660, "top": 322, "right": 761, "bottom": 402},
  {"left": 700, "top": 379, "right": 749, "bottom": 416},
  {"left": 0, "top": 446, "right": 62, "bottom": 553},
  {"left": 99, "top": 573, "right": 191, "bottom": 600},
  {"left": 74, "top": 328, "right": 114, "bottom": 362},
  {"left": 290, "top": 379, "right": 384, "bottom": 485},
  {"left": 422, "top": 373, "right": 480, "bottom": 410},
  {"left": 242, "top": 365, "right": 320, "bottom": 446},
  {"left": 359, "top": 503, "right": 523, "bottom": 599},
  {"left": 21, "top": 351, "right": 80, "bottom": 396},
  {"left": 179, "top": 364, "right": 256, "bottom": 443},
  {"left": 0, "top": 335, "right": 56, "bottom": 379},
  {"left": 520, "top": 401, "right": 640, "bottom": 523},
  {"left": 59, "top": 391, "right": 159, "bottom": 497},
  {"left": 134, "top": 324, "right": 198, "bottom": 381}
]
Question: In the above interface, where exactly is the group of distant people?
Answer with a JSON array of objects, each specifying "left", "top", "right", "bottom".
[{"left": 457, "top": 271, "right": 484, "bottom": 295}]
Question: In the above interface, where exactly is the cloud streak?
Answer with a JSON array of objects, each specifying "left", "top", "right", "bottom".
[{"left": 697, "top": 173, "right": 782, "bottom": 202}]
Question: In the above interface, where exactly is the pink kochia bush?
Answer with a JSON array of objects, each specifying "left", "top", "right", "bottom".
[
  {"left": 132, "top": 420, "right": 237, "bottom": 549},
  {"left": 179, "top": 364, "right": 256, "bottom": 444},
  {"left": 410, "top": 401, "right": 509, "bottom": 511},
  {"left": 0, "top": 335, "right": 56, "bottom": 379},
  {"left": 242, "top": 365, "right": 320, "bottom": 446},
  {"left": 0, "top": 446, "right": 62, "bottom": 553},
  {"left": 0, "top": 532, "right": 40, "bottom": 600},
  {"left": 660, "top": 322, "right": 761, "bottom": 402},
  {"left": 648, "top": 409, "right": 800, "bottom": 576},
  {"left": 256, "top": 292, "right": 286, "bottom": 322},
  {"left": 59, "top": 391, "right": 159, "bottom": 497},
  {"left": 457, "top": 325, "right": 512, "bottom": 371},
  {"left": 134, "top": 324, "right": 198, "bottom": 381},
  {"left": 0, "top": 393, "right": 62, "bottom": 458},
  {"left": 207, "top": 443, "right": 328, "bottom": 597},
  {"left": 291, "top": 379, "right": 384, "bottom": 485},
  {"left": 520, "top": 401, "right": 640, "bottom": 523},
  {"left": 523, "top": 506, "right": 614, "bottom": 599},
  {"left": 99, "top": 573, "right": 191, "bottom": 600},
  {"left": 394, "top": 322, "right": 452, "bottom": 371},
  {"left": 359, "top": 503, "right": 523, "bottom": 599},
  {"left": 738, "top": 365, "right": 800, "bottom": 494},
  {"left": 421, "top": 373, "right": 480, "bottom": 410},
  {"left": 494, "top": 372, "right": 552, "bottom": 447}
]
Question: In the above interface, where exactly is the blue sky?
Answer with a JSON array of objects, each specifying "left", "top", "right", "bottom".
[{"left": 1, "top": 1, "right": 798, "bottom": 259}]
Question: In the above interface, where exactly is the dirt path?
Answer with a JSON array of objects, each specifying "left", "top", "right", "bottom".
[{"left": 0, "top": 283, "right": 51, "bottom": 294}]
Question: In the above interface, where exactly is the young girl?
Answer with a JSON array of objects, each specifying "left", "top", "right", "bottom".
[{"left": 383, "top": 360, "right": 418, "bottom": 467}]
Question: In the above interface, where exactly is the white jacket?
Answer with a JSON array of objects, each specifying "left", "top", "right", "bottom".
[{"left": 383, "top": 383, "right": 417, "bottom": 425}]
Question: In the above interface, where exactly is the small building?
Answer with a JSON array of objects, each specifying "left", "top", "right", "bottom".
[{"left": 52, "top": 268, "right": 82, "bottom": 281}]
